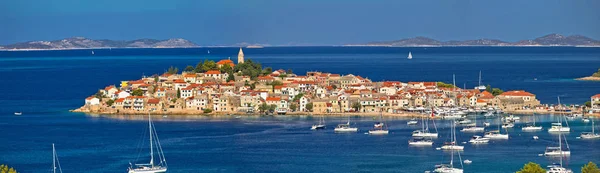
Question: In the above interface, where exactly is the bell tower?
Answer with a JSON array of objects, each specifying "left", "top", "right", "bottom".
[{"left": 237, "top": 48, "right": 244, "bottom": 64}]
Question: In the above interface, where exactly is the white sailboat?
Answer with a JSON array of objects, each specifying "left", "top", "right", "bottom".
[
  {"left": 128, "top": 114, "right": 168, "bottom": 173},
  {"left": 413, "top": 108, "right": 439, "bottom": 138},
  {"left": 545, "top": 130, "right": 573, "bottom": 173},
  {"left": 461, "top": 114, "right": 484, "bottom": 132},
  {"left": 474, "top": 71, "right": 486, "bottom": 90},
  {"left": 433, "top": 135, "right": 464, "bottom": 173},
  {"left": 544, "top": 127, "right": 570, "bottom": 157},
  {"left": 484, "top": 116, "right": 509, "bottom": 139},
  {"left": 52, "top": 143, "right": 63, "bottom": 173},
  {"left": 522, "top": 113, "right": 543, "bottom": 131},
  {"left": 441, "top": 120, "right": 464, "bottom": 150},
  {"left": 580, "top": 118, "right": 600, "bottom": 139},
  {"left": 407, "top": 52, "right": 413, "bottom": 59},
  {"left": 369, "top": 111, "right": 389, "bottom": 135},
  {"left": 549, "top": 97, "right": 571, "bottom": 133},
  {"left": 311, "top": 116, "right": 326, "bottom": 130},
  {"left": 334, "top": 114, "right": 358, "bottom": 133}
]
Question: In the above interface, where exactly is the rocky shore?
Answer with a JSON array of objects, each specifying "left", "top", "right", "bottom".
[{"left": 575, "top": 76, "right": 600, "bottom": 81}]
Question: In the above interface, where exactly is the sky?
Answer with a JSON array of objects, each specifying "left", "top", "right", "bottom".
[{"left": 1, "top": 0, "right": 599, "bottom": 45}]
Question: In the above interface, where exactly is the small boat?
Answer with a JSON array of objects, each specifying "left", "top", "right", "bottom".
[
  {"left": 52, "top": 143, "right": 63, "bottom": 173},
  {"left": 504, "top": 115, "right": 520, "bottom": 122},
  {"left": 483, "top": 112, "right": 494, "bottom": 117},
  {"left": 276, "top": 108, "right": 287, "bottom": 115},
  {"left": 522, "top": 113, "right": 543, "bottom": 131},
  {"left": 433, "top": 164, "right": 463, "bottom": 173},
  {"left": 91, "top": 50, "right": 95, "bottom": 55},
  {"left": 14, "top": 112, "right": 22, "bottom": 116},
  {"left": 407, "top": 119, "right": 418, "bottom": 125},
  {"left": 455, "top": 118, "right": 472, "bottom": 125},
  {"left": 443, "top": 114, "right": 463, "bottom": 119},
  {"left": 162, "top": 115, "right": 168, "bottom": 118},
  {"left": 235, "top": 116, "right": 242, "bottom": 119},
  {"left": 546, "top": 164, "right": 573, "bottom": 173},
  {"left": 334, "top": 123, "right": 358, "bottom": 133},
  {"left": 461, "top": 126, "right": 484, "bottom": 132},
  {"left": 463, "top": 160, "right": 472, "bottom": 164},
  {"left": 548, "top": 123, "right": 570, "bottom": 132},
  {"left": 408, "top": 137, "right": 434, "bottom": 146},
  {"left": 533, "top": 136, "right": 539, "bottom": 140},
  {"left": 311, "top": 116, "right": 326, "bottom": 130},
  {"left": 572, "top": 113, "right": 583, "bottom": 117},
  {"left": 128, "top": 113, "right": 168, "bottom": 173},
  {"left": 469, "top": 135, "right": 490, "bottom": 144},
  {"left": 501, "top": 122, "right": 514, "bottom": 128},
  {"left": 474, "top": 71, "right": 486, "bottom": 90},
  {"left": 483, "top": 122, "right": 490, "bottom": 127},
  {"left": 413, "top": 130, "right": 439, "bottom": 138},
  {"left": 484, "top": 130, "right": 509, "bottom": 139},
  {"left": 582, "top": 118, "right": 590, "bottom": 123},
  {"left": 369, "top": 112, "right": 389, "bottom": 135},
  {"left": 407, "top": 52, "right": 413, "bottom": 60},
  {"left": 580, "top": 118, "right": 600, "bottom": 139}
]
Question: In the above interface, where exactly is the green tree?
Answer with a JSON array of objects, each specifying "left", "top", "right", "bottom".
[
  {"left": 167, "top": 66, "right": 179, "bottom": 74},
  {"left": 268, "top": 104, "right": 277, "bottom": 112},
  {"left": 106, "top": 99, "right": 115, "bottom": 106},
  {"left": 226, "top": 72, "right": 235, "bottom": 82},
  {"left": 0, "top": 164, "right": 18, "bottom": 173},
  {"left": 262, "top": 67, "right": 273, "bottom": 75},
  {"left": 220, "top": 64, "right": 233, "bottom": 74},
  {"left": 486, "top": 84, "right": 492, "bottom": 92},
  {"left": 582, "top": 161, "right": 600, "bottom": 173},
  {"left": 332, "top": 85, "right": 338, "bottom": 89},
  {"left": 585, "top": 101, "right": 592, "bottom": 107},
  {"left": 306, "top": 102, "right": 313, "bottom": 112},
  {"left": 176, "top": 88, "right": 181, "bottom": 98},
  {"left": 436, "top": 82, "right": 455, "bottom": 88},
  {"left": 203, "top": 108, "right": 213, "bottom": 113},
  {"left": 290, "top": 103, "right": 298, "bottom": 111},
  {"left": 491, "top": 88, "right": 504, "bottom": 96},
  {"left": 202, "top": 60, "right": 218, "bottom": 72},
  {"left": 293, "top": 93, "right": 305, "bottom": 102},
  {"left": 516, "top": 162, "right": 545, "bottom": 173},
  {"left": 184, "top": 65, "right": 194, "bottom": 72},
  {"left": 94, "top": 91, "right": 104, "bottom": 99},
  {"left": 352, "top": 102, "right": 362, "bottom": 112},
  {"left": 286, "top": 69, "right": 293, "bottom": 74},
  {"left": 258, "top": 103, "right": 269, "bottom": 113},
  {"left": 194, "top": 61, "right": 204, "bottom": 73},
  {"left": 131, "top": 89, "right": 144, "bottom": 96},
  {"left": 171, "top": 98, "right": 178, "bottom": 103}
]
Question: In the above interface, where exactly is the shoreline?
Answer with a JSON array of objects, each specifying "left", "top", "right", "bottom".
[{"left": 575, "top": 76, "right": 600, "bottom": 81}]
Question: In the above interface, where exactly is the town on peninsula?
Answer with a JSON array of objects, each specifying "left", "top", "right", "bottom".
[{"left": 72, "top": 48, "right": 600, "bottom": 117}]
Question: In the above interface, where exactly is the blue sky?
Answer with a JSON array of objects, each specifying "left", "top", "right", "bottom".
[{"left": 1, "top": 0, "right": 599, "bottom": 45}]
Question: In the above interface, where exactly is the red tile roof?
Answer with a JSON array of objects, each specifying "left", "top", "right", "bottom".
[
  {"left": 115, "top": 98, "right": 125, "bottom": 103},
  {"left": 205, "top": 70, "right": 221, "bottom": 75},
  {"left": 147, "top": 98, "right": 160, "bottom": 104},
  {"left": 266, "top": 97, "right": 281, "bottom": 101},
  {"left": 216, "top": 59, "right": 235, "bottom": 67},
  {"left": 500, "top": 90, "right": 535, "bottom": 97},
  {"left": 592, "top": 94, "right": 600, "bottom": 99}
]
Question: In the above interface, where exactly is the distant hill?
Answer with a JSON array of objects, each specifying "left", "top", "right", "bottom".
[
  {"left": 0, "top": 37, "right": 198, "bottom": 50},
  {"left": 352, "top": 34, "right": 600, "bottom": 47}
]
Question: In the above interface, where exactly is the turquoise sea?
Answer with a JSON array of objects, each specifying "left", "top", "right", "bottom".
[{"left": 0, "top": 47, "right": 599, "bottom": 172}]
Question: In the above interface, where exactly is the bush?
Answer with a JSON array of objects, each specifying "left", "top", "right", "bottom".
[
  {"left": 203, "top": 108, "right": 213, "bottom": 113},
  {"left": 131, "top": 89, "right": 144, "bottom": 96},
  {"left": 516, "top": 162, "right": 545, "bottom": 173},
  {"left": 582, "top": 162, "right": 600, "bottom": 173},
  {"left": 106, "top": 99, "right": 115, "bottom": 106},
  {"left": 0, "top": 164, "right": 18, "bottom": 173}
]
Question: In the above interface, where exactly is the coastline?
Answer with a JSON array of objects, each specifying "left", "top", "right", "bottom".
[{"left": 575, "top": 76, "right": 600, "bottom": 81}]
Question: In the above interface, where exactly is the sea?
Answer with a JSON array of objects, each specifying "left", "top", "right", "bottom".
[{"left": 0, "top": 46, "right": 599, "bottom": 172}]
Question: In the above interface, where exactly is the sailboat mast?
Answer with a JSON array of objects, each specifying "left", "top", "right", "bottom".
[
  {"left": 53, "top": 143, "right": 56, "bottom": 173},
  {"left": 149, "top": 113, "right": 154, "bottom": 166},
  {"left": 479, "top": 71, "right": 482, "bottom": 86}
]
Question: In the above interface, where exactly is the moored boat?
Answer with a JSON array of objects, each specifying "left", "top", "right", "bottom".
[
  {"left": 128, "top": 113, "right": 168, "bottom": 173},
  {"left": 469, "top": 135, "right": 490, "bottom": 144}
]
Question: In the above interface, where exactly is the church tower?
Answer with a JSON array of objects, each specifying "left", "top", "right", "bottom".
[{"left": 237, "top": 48, "right": 244, "bottom": 64}]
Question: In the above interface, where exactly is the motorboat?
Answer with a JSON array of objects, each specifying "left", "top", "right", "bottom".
[
  {"left": 461, "top": 126, "right": 484, "bottom": 132},
  {"left": 501, "top": 122, "right": 514, "bottom": 128},
  {"left": 463, "top": 160, "right": 472, "bottom": 164},
  {"left": 504, "top": 115, "right": 520, "bottom": 122},
  {"left": 14, "top": 112, "right": 22, "bottom": 116},
  {"left": 408, "top": 137, "right": 433, "bottom": 146},
  {"left": 484, "top": 130, "right": 509, "bottom": 139},
  {"left": 407, "top": 119, "right": 419, "bottom": 125},
  {"left": 433, "top": 164, "right": 463, "bottom": 173},
  {"left": 546, "top": 164, "right": 573, "bottom": 173},
  {"left": 544, "top": 147, "right": 571, "bottom": 157},
  {"left": 582, "top": 118, "right": 590, "bottom": 123},
  {"left": 373, "top": 122, "right": 384, "bottom": 128},
  {"left": 548, "top": 123, "right": 570, "bottom": 132},
  {"left": 455, "top": 119, "right": 472, "bottom": 125},
  {"left": 469, "top": 135, "right": 489, "bottom": 144},
  {"left": 483, "top": 122, "right": 490, "bottom": 127}
]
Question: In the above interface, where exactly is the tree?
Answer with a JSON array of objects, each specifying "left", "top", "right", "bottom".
[
  {"left": 131, "top": 89, "right": 144, "bottom": 96},
  {"left": 268, "top": 104, "right": 277, "bottom": 112},
  {"left": 258, "top": 103, "right": 269, "bottom": 113},
  {"left": 106, "top": 99, "right": 115, "bottom": 106},
  {"left": 167, "top": 66, "right": 179, "bottom": 74},
  {"left": 94, "top": 91, "right": 104, "bottom": 99},
  {"left": 0, "top": 164, "right": 18, "bottom": 173},
  {"left": 278, "top": 74, "right": 287, "bottom": 79},
  {"left": 582, "top": 162, "right": 600, "bottom": 173},
  {"left": 352, "top": 102, "right": 362, "bottom": 112},
  {"left": 332, "top": 85, "right": 338, "bottom": 89},
  {"left": 176, "top": 88, "right": 181, "bottom": 98},
  {"left": 286, "top": 69, "right": 293, "bottom": 74},
  {"left": 262, "top": 67, "right": 273, "bottom": 75},
  {"left": 486, "top": 84, "right": 492, "bottom": 92},
  {"left": 290, "top": 103, "right": 298, "bottom": 111},
  {"left": 202, "top": 60, "right": 218, "bottom": 72},
  {"left": 226, "top": 72, "right": 235, "bottom": 82},
  {"left": 293, "top": 93, "right": 304, "bottom": 102},
  {"left": 184, "top": 65, "right": 194, "bottom": 72},
  {"left": 491, "top": 88, "right": 504, "bottom": 96},
  {"left": 203, "top": 108, "right": 213, "bottom": 113},
  {"left": 516, "top": 162, "right": 545, "bottom": 173},
  {"left": 171, "top": 98, "right": 177, "bottom": 103},
  {"left": 585, "top": 101, "right": 592, "bottom": 107},
  {"left": 436, "top": 82, "right": 455, "bottom": 88},
  {"left": 220, "top": 64, "right": 233, "bottom": 74},
  {"left": 306, "top": 102, "right": 313, "bottom": 112}
]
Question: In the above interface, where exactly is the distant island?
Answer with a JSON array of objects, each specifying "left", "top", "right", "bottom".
[
  {"left": 347, "top": 34, "right": 600, "bottom": 47},
  {"left": 576, "top": 68, "right": 600, "bottom": 81},
  {"left": 0, "top": 37, "right": 198, "bottom": 50}
]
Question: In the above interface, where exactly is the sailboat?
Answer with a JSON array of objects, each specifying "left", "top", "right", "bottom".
[
  {"left": 484, "top": 115, "right": 509, "bottom": 139},
  {"left": 52, "top": 143, "right": 63, "bottom": 173},
  {"left": 433, "top": 135, "right": 464, "bottom": 173},
  {"left": 545, "top": 130, "right": 573, "bottom": 172},
  {"left": 334, "top": 113, "right": 358, "bottom": 133},
  {"left": 549, "top": 97, "right": 571, "bottom": 133},
  {"left": 412, "top": 108, "right": 439, "bottom": 138},
  {"left": 544, "top": 127, "right": 571, "bottom": 157},
  {"left": 580, "top": 118, "right": 600, "bottom": 139},
  {"left": 128, "top": 113, "right": 168, "bottom": 173},
  {"left": 311, "top": 116, "right": 326, "bottom": 130},
  {"left": 522, "top": 113, "right": 543, "bottom": 131},
  {"left": 407, "top": 52, "right": 413, "bottom": 59},
  {"left": 474, "top": 71, "right": 486, "bottom": 90},
  {"left": 461, "top": 114, "right": 484, "bottom": 132},
  {"left": 369, "top": 111, "right": 389, "bottom": 135},
  {"left": 91, "top": 50, "right": 95, "bottom": 55},
  {"left": 441, "top": 120, "right": 464, "bottom": 150}
]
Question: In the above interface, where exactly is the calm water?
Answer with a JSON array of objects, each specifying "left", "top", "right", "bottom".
[{"left": 0, "top": 47, "right": 599, "bottom": 172}]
